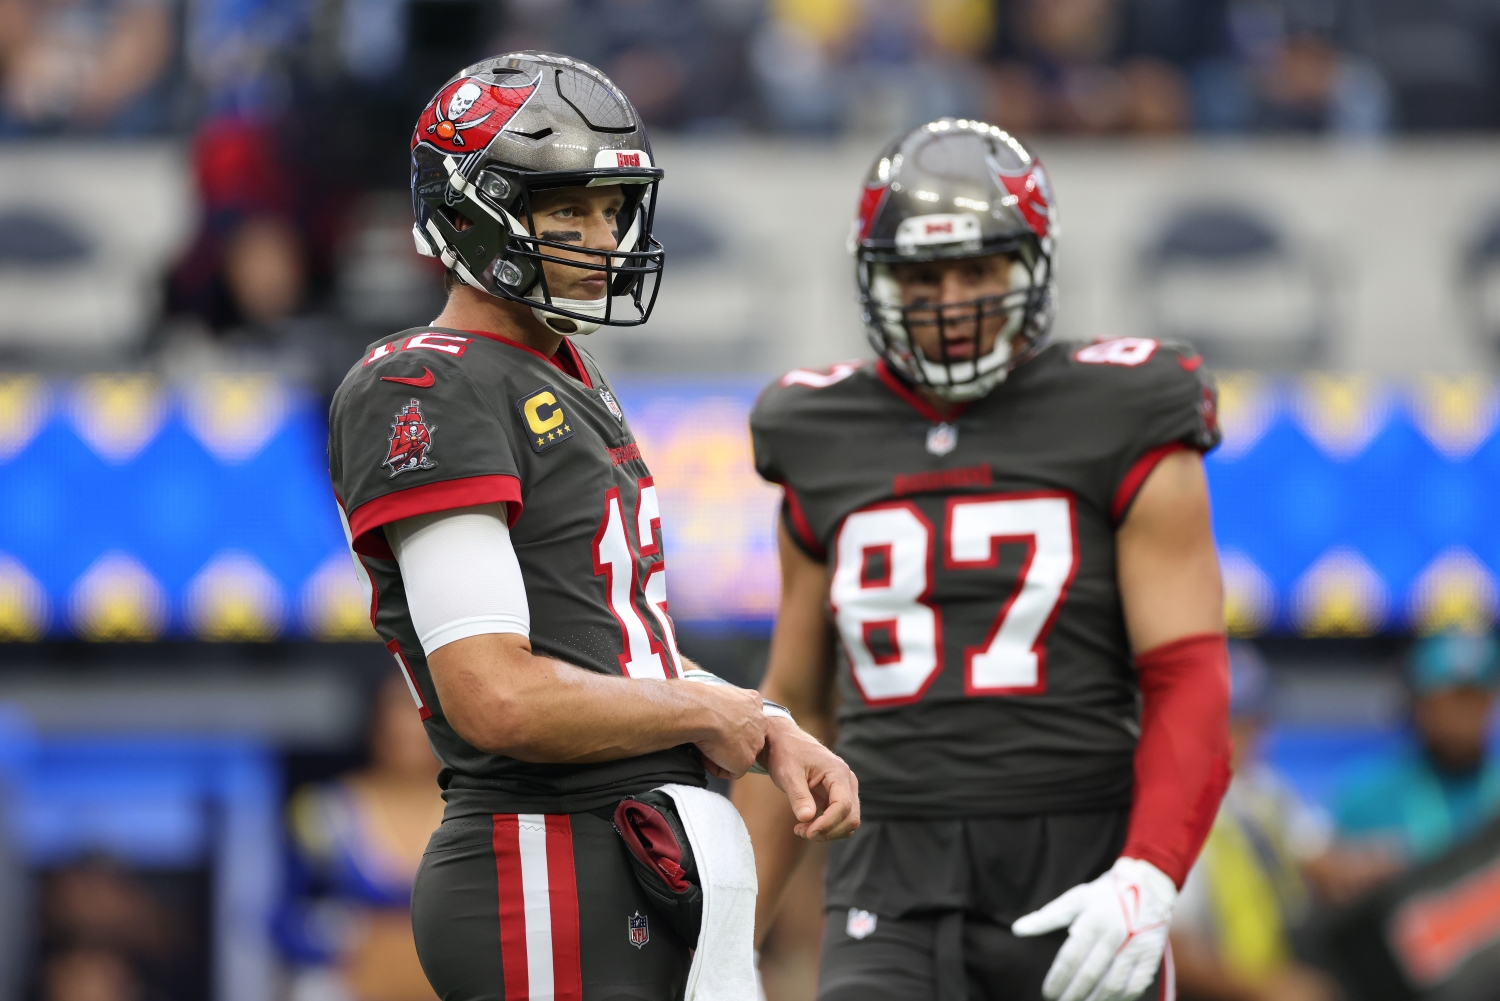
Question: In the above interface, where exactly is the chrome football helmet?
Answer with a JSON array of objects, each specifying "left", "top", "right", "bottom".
[
  {"left": 410, "top": 51, "right": 664, "bottom": 336},
  {"left": 852, "top": 119, "right": 1058, "bottom": 400}
]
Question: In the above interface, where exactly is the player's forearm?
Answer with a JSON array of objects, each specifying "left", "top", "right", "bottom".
[
  {"left": 429, "top": 633, "right": 725, "bottom": 762},
  {"left": 762, "top": 521, "right": 840, "bottom": 741},
  {"left": 732, "top": 771, "right": 810, "bottom": 943}
]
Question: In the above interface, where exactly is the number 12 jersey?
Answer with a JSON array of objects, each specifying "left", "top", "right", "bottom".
[{"left": 750, "top": 339, "right": 1221, "bottom": 819}]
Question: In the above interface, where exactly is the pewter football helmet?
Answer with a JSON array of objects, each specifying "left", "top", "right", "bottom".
[
  {"left": 410, "top": 51, "right": 664, "bottom": 336},
  {"left": 852, "top": 119, "right": 1058, "bottom": 400}
]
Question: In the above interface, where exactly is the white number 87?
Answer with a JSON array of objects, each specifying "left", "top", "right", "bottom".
[{"left": 829, "top": 493, "right": 1077, "bottom": 706}]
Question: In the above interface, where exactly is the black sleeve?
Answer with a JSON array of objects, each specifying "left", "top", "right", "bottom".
[
  {"left": 329, "top": 353, "right": 522, "bottom": 558},
  {"left": 751, "top": 382, "right": 828, "bottom": 561}
]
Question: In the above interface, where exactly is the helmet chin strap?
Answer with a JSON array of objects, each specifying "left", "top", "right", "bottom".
[{"left": 530, "top": 297, "right": 605, "bottom": 336}]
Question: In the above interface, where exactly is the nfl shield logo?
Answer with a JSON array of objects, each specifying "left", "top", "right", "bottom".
[
  {"left": 925, "top": 422, "right": 958, "bottom": 457},
  {"left": 628, "top": 910, "right": 649, "bottom": 949},
  {"left": 846, "top": 908, "right": 877, "bottom": 940},
  {"left": 600, "top": 389, "right": 624, "bottom": 424}
]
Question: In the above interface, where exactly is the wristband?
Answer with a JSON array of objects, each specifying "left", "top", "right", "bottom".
[
  {"left": 681, "top": 669, "right": 791, "bottom": 775},
  {"left": 761, "top": 699, "right": 793, "bottom": 721}
]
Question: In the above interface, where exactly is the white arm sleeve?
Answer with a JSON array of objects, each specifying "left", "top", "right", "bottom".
[{"left": 387, "top": 502, "right": 530, "bottom": 656}]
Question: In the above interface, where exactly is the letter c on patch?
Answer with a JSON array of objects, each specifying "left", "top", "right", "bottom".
[{"left": 524, "top": 391, "right": 564, "bottom": 433}]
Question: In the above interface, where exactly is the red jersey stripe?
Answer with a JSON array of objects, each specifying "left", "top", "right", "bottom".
[
  {"left": 492, "top": 814, "right": 531, "bottom": 1000},
  {"left": 545, "top": 815, "right": 583, "bottom": 1001},
  {"left": 1110, "top": 442, "right": 1188, "bottom": 524},
  {"left": 348, "top": 474, "right": 524, "bottom": 557}
]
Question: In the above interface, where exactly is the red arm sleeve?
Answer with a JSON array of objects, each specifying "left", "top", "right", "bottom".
[{"left": 1120, "top": 632, "right": 1232, "bottom": 888}]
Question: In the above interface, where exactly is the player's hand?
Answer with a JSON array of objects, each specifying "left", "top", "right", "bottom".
[
  {"left": 691, "top": 683, "right": 769, "bottom": 780},
  {"left": 1011, "top": 856, "right": 1176, "bottom": 1001},
  {"left": 761, "top": 717, "right": 860, "bottom": 841}
]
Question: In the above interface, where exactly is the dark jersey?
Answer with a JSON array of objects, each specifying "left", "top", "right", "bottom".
[
  {"left": 751, "top": 338, "right": 1220, "bottom": 819},
  {"left": 329, "top": 326, "right": 703, "bottom": 816}
]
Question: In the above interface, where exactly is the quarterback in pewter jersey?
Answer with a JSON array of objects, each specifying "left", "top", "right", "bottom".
[
  {"left": 733, "top": 120, "right": 1234, "bottom": 1001},
  {"left": 327, "top": 52, "right": 858, "bottom": 1001}
]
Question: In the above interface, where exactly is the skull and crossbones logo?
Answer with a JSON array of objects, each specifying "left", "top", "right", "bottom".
[{"left": 426, "top": 81, "right": 494, "bottom": 146}]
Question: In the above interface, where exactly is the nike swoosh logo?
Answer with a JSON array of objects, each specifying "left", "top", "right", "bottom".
[{"left": 381, "top": 368, "right": 435, "bottom": 388}]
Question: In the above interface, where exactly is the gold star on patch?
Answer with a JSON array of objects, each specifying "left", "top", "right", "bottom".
[
  {"left": 536, "top": 437, "right": 544, "bottom": 446},
  {"left": 563, "top": 425, "right": 571, "bottom": 433},
  {"left": 547, "top": 432, "right": 555, "bottom": 441}
]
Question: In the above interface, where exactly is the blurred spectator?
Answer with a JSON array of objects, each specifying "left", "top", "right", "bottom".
[
  {"left": 751, "top": 0, "right": 989, "bottom": 134},
  {"left": 1361, "top": 0, "right": 1500, "bottom": 130},
  {"left": 280, "top": 675, "right": 442, "bottom": 1001},
  {"left": 1171, "top": 643, "right": 1341, "bottom": 1001},
  {"left": 32, "top": 855, "right": 194, "bottom": 1001},
  {"left": 165, "top": 115, "right": 309, "bottom": 336},
  {"left": 41, "top": 947, "right": 141, "bottom": 1001},
  {"left": 183, "top": 0, "right": 306, "bottom": 117},
  {"left": 1191, "top": 0, "right": 1390, "bottom": 135},
  {"left": 500, "top": 0, "right": 755, "bottom": 131},
  {"left": 1322, "top": 633, "right": 1500, "bottom": 897},
  {"left": 0, "top": 0, "right": 174, "bottom": 134},
  {"left": 988, "top": 0, "right": 1194, "bottom": 134}
]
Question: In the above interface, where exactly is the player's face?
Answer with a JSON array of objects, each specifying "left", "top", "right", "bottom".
[
  {"left": 527, "top": 185, "right": 627, "bottom": 301},
  {"left": 890, "top": 253, "right": 1014, "bottom": 363}
]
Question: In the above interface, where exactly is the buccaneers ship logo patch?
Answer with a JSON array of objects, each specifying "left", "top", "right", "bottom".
[
  {"left": 628, "top": 911, "right": 649, "bottom": 948},
  {"left": 383, "top": 399, "right": 437, "bottom": 477}
]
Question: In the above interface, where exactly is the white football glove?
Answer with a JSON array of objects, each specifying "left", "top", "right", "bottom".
[{"left": 1011, "top": 856, "right": 1176, "bottom": 1001}]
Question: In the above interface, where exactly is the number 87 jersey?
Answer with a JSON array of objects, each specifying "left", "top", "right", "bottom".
[{"left": 750, "top": 339, "right": 1221, "bottom": 819}]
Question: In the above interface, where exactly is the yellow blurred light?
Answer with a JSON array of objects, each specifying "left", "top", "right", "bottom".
[
  {"left": 301, "top": 554, "right": 377, "bottom": 641},
  {"left": 1409, "top": 548, "right": 1497, "bottom": 635},
  {"left": 0, "top": 555, "right": 47, "bottom": 640},
  {"left": 69, "top": 552, "right": 167, "bottom": 641},
  {"left": 70, "top": 374, "right": 164, "bottom": 464},
  {"left": 186, "top": 552, "right": 285, "bottom": 641},
  {"left": 1292, "top": 548, "right": 1388, "bottom": 637}
]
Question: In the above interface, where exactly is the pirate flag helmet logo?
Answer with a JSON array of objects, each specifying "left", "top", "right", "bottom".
[
  {"left": 413, "top": 75, "right": 538, "bottom": 155},
  {"left": 383, "top": 399, "right": 437, "bottom": 477}
]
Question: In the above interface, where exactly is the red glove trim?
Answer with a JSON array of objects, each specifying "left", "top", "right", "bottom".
[{"left": 1121, "top": 632, "right": 1232, "bottom": 888}]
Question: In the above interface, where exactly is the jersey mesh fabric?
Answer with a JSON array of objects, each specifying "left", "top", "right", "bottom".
[
  {"left": 751, "top": 340, "right": 1220, "bottom": 819},
  {"left": 329, "top": 326, "right": 703, "bottom": 816}
]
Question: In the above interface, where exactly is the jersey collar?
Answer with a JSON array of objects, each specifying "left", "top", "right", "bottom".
[
  {"left": 461, "top": 328, "right": 594, "bottom": 388},
  {"left": 875, "top": 360, "right": 971, "bottom": 424}
]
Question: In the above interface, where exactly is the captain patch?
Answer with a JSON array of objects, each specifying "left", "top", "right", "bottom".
[{"left": 517, "top": 385, "right": 575, "bottom": 453}]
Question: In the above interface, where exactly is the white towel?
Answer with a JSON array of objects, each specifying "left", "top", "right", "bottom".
[{"left": 659, "top": 783, "right": 759, "bottom": 1001}]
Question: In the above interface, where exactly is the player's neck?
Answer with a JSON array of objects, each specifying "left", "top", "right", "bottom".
[
  {"left": 915, "top": 386, "right": 966, "bottom": 419},
  {"left": 431, "top": 285, "right": 565, "bottom": 358}
]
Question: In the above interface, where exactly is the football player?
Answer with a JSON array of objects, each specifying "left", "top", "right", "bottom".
[
  {"left": 327, "top": 52, "right": 858, "bottom": 1001},
  {"left": 733, "top": 119, "right": 1232, "bottom": 1001}
]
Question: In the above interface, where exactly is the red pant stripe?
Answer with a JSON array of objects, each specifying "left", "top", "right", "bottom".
[
  {"left": 545, "top": 815, "right": 583, "bottom": 1001},
  {"left": 493, "top": 814, "right": 530, "bottom": 999}
]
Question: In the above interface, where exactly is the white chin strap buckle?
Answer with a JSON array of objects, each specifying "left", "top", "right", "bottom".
[{"left": 531, "top": 296, "right": 607, "bottom": 337}]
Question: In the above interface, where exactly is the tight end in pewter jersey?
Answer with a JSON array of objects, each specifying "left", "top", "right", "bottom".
[
  {"left": 751, "top": 337, "right": 1220, "bottom": 820},
  {"left": 329, "top": 325, "right": 702, "bottom": 817}
]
